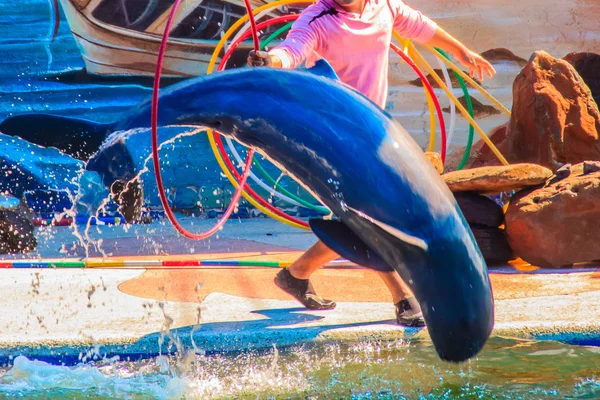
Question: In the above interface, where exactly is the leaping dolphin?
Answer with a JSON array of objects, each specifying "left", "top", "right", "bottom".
[{"left": 6, "top": 61, "right": 495, "bottom": 362}]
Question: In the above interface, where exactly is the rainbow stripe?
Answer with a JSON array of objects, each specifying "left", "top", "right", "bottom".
[{"left": 0, "top": 259, "right": 355, "bottom": 269}]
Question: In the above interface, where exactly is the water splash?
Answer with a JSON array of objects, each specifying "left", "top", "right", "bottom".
[{"left": 0, "top": 338, "right": 598, "bottom": 399}]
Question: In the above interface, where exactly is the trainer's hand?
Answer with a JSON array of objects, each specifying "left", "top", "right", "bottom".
[
  {"left": 454, "top": 49, "right": 496, "bottom": 81},
  {"left": 247, "top": 50, "right": 272, "bottom": 67}
]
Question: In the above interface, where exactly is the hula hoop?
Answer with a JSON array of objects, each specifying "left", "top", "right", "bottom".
[
  {"left": 395, "top": 38, "right": 440, "bottom": 156},
  {"left": 436, "top": 56, "right": 456, "bottom": 157},
  {"left": 404, "top": 40, "right": 509, "bottom": 165},
  {"left": 225, "top": 20, "right": 330, "bottom": 213},
  {"left": 205, "top": 0, "right": 315, "bottom": 230},
  {"left": 388, "top": 42, "right": 447, "bottom": 162},
  {"left": 215, "top": 15, "right": 448, "bottom": 230},
  {"left": 150, "top": 0, "right": 263, "bottom": 239},
  {"left": 435, "top": 48, "right": 476, "bottom": 170},
  {"left": 425, "top": 44, "right": 511, "bottom": 117},
  {"left": 212, "top": 14, "right": 313, "bottom": 228}
]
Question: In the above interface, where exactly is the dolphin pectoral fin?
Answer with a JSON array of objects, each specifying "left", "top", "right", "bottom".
[
  {"left": 309, "top": 218, "right": 393, "bottom": 272},
  {"left": 346, "top": 206, "right": 429, "bottom": 252},
  {"left": 302, "top": 59, "right": 341, "bottom": 81}
]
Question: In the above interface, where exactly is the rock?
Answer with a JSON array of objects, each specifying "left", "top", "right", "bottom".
[
  {"left": 506, "top": 51, "right": 600, "bottom": 171},
  {"left": 480, "top": 48, "right": 527, "bottom": 66},
  {"left": 110, "top": 178, "right": 144, "bottom": 223},
  {"left": 0, "top": 133, "right": 84, "bottom": 197},
  {"left": 470, "top": 224, "right": 514, "bottom": 266},
  {"left": 555, "top": 161, "right": 596, "bottom": 178},
  {"left": 0, "top": 195, "right": 36, "bottom": 254},
  {"left": 548, "top": 163, "right": 572, "bottom": 184},
  {"left": 467, "top": 52, "right": 600, "bottom": 171},
  {"left": 563, "top": 52, "right": 600, "bottom": 106},
  {"left": 442, "top": 96, "right": 500, "bottom": 118},
  {"left": 505, "top": 171, "right": 600, "bottom": 267},
  {"left": 443, "top": 163, "right": 553, "bottom": 194},
  {"left": 452, "top": 122, "right": 510, "bottom": 171},
  {"left": 583, "top": 161, "right": 600, "bottom": 175},
  {"left": 454, "top": 192, "right": 504, "bottom": 227},
  {"left": 424, "top": 151, "right": 443, "bottom": 174},
  {"left": 408, "top": 69, "right": 480, "bottom": 88}
]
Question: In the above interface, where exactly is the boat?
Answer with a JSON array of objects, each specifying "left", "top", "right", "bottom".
[{"left": 57, "top": 0, "right": 296, "bottom": 77}]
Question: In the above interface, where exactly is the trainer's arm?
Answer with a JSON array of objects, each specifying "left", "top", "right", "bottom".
[
  {"left": 248, "top": 11, "right": 320, "bottom": 69},
  {"left": 424, "top": 27, "right": 496, "bottom": 81},
  {"left": 391, "top": 0, "right": 495, "bottom": 81}
]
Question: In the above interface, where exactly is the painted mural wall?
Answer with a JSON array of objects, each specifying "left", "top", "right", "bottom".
[{"left": 0, "top": 0, "right": 598, "bottom": 259}]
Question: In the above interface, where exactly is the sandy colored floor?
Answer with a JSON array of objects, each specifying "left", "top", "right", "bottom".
[{"left": 0, "top": 248, "right": 597, "bottom": 364}]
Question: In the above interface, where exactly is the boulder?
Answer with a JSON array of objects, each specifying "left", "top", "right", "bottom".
[
  {"left": 480, "top": 48, "right": 527, "bottom": 66},
  {"left": 563, "top": 52, "right": 600, "bottom": 106},
  {"left": 445, "top": 122, "right": 509, "bottom": 171},
  {"left": 468, "top": 51, "right": 600, "bottom": 171},
  {"left": 0, "top": 195, "right": 36, "bottom": 254},
  {"left": 505, "top": 170, "right": 600, "bottom": 267},
  {"left": 409, "top": 69, "right": 480, "bottom": 88},
  {"left": 470, "top": 224, "right": 514, "bottom": 266},
  {"left": 442, "top": 96, "right": 500, "bottom": 119},
  {"left": 508, "top": 51, "right": 600, "bottom": 170},
  {"left": 110, "top": 178, "right": 144, "bottom": 224},
  {"left": 454, "top": 192, "right": 504, "bottom": 227},
  {"left": 443, "top": 163, "right": 553, "bottom": 194},
  {"left": 424, "top": 151, "right": 443, "bottom": 174}
]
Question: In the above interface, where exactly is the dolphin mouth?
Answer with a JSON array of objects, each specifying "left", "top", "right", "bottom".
[{"left": 234, "top": 129, "right": 268, "bottom": 148}]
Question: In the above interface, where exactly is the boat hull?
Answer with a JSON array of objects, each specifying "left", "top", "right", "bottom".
[{"left": 58, "top": 0, "right": 259, "bottom": 77}]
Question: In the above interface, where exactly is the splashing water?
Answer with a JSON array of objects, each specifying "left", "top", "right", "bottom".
[
  {"left": 0, "top": 337, "right": 598, "bottom": 399},
  {"left": 32, "top": 126, "right": 208, "bottom": 259}
]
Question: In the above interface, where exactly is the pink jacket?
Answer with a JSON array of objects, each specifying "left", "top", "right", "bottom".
[{"left": 269, "top": 0, "right": 437, "bottom": 108}]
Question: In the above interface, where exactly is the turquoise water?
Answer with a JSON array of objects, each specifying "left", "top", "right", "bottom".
[{"left": 0, "top": 337, "right": 598, "bottom": 399}]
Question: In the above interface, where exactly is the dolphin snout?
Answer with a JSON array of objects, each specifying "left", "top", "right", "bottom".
[{"left": 424, "top": 300, "right": 494, "bottom": 363}]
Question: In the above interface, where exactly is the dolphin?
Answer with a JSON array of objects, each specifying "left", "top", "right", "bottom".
[{"left": 6, "top": 61, "right": 495, "bottom": 362}]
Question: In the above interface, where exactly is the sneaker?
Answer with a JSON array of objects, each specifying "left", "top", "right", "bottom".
[
  {"left": 395, "top": 297, "right": 425, "bottom": 327},
  {"left": 274, "top": 267, "right": 336, "bottom": 310}
]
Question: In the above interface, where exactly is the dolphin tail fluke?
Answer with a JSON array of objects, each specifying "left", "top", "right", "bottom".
[
  {"left": 309, "top": 218, "right": 394, "bottom": 272},
  {"left": 0, "top": 114, "right": 113, "bottom": 161}
]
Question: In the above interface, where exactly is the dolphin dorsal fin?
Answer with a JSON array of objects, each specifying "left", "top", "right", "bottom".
[{"left": 303, "top": 59, "right": 340, "bottom": 81}]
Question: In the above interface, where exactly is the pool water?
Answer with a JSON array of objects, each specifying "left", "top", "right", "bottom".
[{"left": 0, "top": 337, "right": 598, "bottom": 399}]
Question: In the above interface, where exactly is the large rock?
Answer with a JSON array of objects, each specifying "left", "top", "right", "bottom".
[
  {"left": 468, "top": 51, "right": 600, "bottom": 171},
  {"left": 110, "top": 178, "right": 144, "bottom": 223},
  {"left": 424, "top": 151, "right": 443, "bottom": 174},
  {"left": 505, "top": 168, "right": 600, "bottom": 267},
  {"left": 409, "top": 69, "right": 480, "bottom": 88},
  {"left": 443, "top": 164, "right": 553, "bottom": 194},
  {"left": 442, "top": 96, "right": 500, "bottom": 119},
  {"left": 505, "top": 51, "right": 600, "bottom": 170},
  {"left": 470, "top": 224, "right": 514, "bottom": 266},
  {"left": 0, "top": 195, "right": 36, "bottom": 254},
  {"left": 443, "top": 123, "right": 509, "bottom": 172},
  {"left": 480, "top": 48, "right": 527, "bottom": 66},
  {"left": 563, "top": 52, "right": 600, "bottom": 106},
  {"left": 454, "top": 192, "right": 504, "bottom": 227}
]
